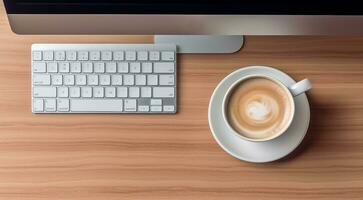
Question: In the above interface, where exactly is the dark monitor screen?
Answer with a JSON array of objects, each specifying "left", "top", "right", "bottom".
[{"left": 4, "top": 0, "right": 363, "bottom": 15}]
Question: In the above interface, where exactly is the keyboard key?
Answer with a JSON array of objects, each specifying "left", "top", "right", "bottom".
[
  {"left": 33, "top": 87, "right": 56, "bottom": 98},
  {"left": 71, "top": 99, "right": 123, "bottom": 112},
  {"left": 81, "top": 87, "right": 92, "bottom": 97},
  {"left": 111, "top": 75, "right": 123, "bottom": 85},
  {"left": 118, "top": 62, "right": 129, "bottom": 73},
  {"left": 159, "top": 75, "right": 175, "bottom": 85},
  {"left": 33, "top": 74, "right": 50, "bottom": 85},
  {"left": 147, "top": 75, "right": 158, "bottom": 85},
  {"left": 106, "top": 62, "right": 117, "bottom": 73},
  {"left": 161, "top": 51, "right": 175, "bottom": 61},
  {"left": 105, "top": 87, "right": 116, "bottom": 97},
  {"left": 70, "top": 87, "right": 81, "bottom": 98},
  {"left": 141, "top": 87, "right": 151, "bottom": 97},
  {"left": 51, "top": 75, "right": 63, "bottom": 85},
  {"left": 44, "top": 99, "right": 56, "bottom": 112},
  {"left": 125, "top": 51, "right": 136, "bottom": 61},
  {"left": 100, "top": 75, "right": 111, "bottom": 85},
  {"left": 94, "top": 62, "right": 105, "bottom": 73},
  {"left": 33, "top": 99, "right": 43, "bottom": 112},
  {"left": 114, "top": 51, "right": 124, "bottom": 61},
  {"left": 66, "top": 51, "right": 77, "bottom": 61},
  {"left": 142, "top": 62, "right": 152, "bottom": 73},
  {"left": 163, "top": 105, "right": 175, "bottom": 112},
  {"left": 64, "top": 75, "right": 75, "bottom": 85},
  {"left": 135, "top": 75, "right": 146, "bottom": 85},
  {"left": 75, "top": 75, "right": 87, "bottom": 85},
  {"left": 101, "top": 51, "right": 112, "bottom": 61},
  {"left": 58, "top": 87, "right": 69, "bottom": 97},
  {"left": 124, "top": 75, "right": 134, "bottom": 85},
  {"left": 47, "top": 62, "right": 58, "bottom": 73},
  {"left": 130, "top": 62, "right": 141, "bottom": 73},
  {"left": 82, "top": 62, "right": 93, "bottom": 73},
  {"left": 88, "top": 75, "right": 98, "bottom": 85},
  {"left": 32, "top": 51, "right": 42, "bottom": 61},
  {"left": 57, "top": 99, "right": 69, "bottom": 112},
  {"left": 154, "top": 62, "right": 174, "bottom": 73},
  {"left": 124, "top": 99, "right": 137, "bottom": 112},
  {"left": 90, "top": 51, "right": 101, "bottom": 60},
  {"left": 93, "top": 87, "right": 104, "bottom": 98},
  {"left": 70, "top": 62, "right": 81, "bottom": 73},
  {"left": 78, "top": 51, "right": 89, "bottom": 60},
  {"left": 117, "top": 87, "right": 128, "bottom": 97},
  {"left": 59, "top": 62, "right": 70, "bottom": 73},
  {"left": 55, "top": 51, "right": 65, "bottom": 61},
  {"left": 129, "top": 87, "right": 140, "bottom": 98},
  {"left": 138, "top": 105, "right": 149, "bottom": 112},
  {"left": 33, "top": 62, "right": 46, "bottom": 73},
  {"left": 149, "top": 51, "right": 160, "bottom": 61},
  {"left": 43, "top": 51, "right": 53, "bottom": 61},
  {"left": 137, "top": 51, "right": 148, "bottom": 61},
  {"left": 151, "top": 99, "right": 162, "bottom": 106},
  {"left": 153, "top": 87, "right": 175, "bottom": 98},
  {"left": 151, "top": 106, "right": 162, "bottom": 112}
]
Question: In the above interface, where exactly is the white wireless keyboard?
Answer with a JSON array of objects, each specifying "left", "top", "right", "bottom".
[{"left": 31, "top": 44, "right": 177, "bottom": 113}]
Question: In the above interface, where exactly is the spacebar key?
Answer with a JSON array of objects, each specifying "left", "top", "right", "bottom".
[{"left": 71, "top": 99, "right": 123, "bottom": 112}]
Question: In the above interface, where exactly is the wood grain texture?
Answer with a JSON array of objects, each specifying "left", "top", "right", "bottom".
[{"left": 1, "top": 2, "right": 363, "bottom": 200}]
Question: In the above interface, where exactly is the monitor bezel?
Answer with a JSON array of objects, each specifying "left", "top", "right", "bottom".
[{"left": 4, "top": 0, "right": 363, "bottom": 15}]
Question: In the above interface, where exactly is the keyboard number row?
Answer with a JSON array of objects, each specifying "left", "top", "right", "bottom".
[{"left": 33, "top": 62, "right": 174, "bottom": 74}]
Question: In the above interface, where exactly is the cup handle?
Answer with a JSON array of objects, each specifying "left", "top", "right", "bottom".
[{"left": 289, "top": 79, "right": 312, "bottom": 97}]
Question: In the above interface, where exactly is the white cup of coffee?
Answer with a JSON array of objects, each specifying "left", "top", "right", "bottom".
[{"left": 222, "top": 74, "right": 311, "bottom": 142}]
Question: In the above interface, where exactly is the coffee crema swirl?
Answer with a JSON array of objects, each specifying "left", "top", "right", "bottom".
[{"left": 226, "top": 77, "right": 293, "bottom": 140}]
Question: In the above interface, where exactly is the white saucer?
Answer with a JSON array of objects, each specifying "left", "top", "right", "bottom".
[{"left": 208, "top": 66, "right": 310, "bottom": 163}]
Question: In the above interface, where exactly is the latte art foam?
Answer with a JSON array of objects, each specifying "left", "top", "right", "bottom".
[
  {"left": 227, "top": 77, "right": 293, "bottom": 140},
  {"left": 246, "top": 96, "right": 275, "bottom": 121}
]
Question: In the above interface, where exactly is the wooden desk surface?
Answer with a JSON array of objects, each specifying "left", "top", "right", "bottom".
[{"left": 1, "top": 3, "right": 363, "bottom": 200}]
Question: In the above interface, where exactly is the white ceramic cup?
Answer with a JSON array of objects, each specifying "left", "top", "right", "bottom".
[{"left": 222, "top": 74, "right": 312, "bottom": 142}]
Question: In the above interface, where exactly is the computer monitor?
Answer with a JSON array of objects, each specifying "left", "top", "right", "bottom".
[{"left": 4, "top": 0, "right": 363, "bottom": 53}]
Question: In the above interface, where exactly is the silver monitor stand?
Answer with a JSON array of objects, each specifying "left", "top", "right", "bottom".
[{"left": 155, "top": 35, "right": 244, "bottom": 53}]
